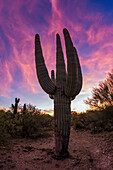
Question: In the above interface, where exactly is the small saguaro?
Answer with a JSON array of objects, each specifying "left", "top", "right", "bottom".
[
  {"left": 23, "top": 104, "right": 26, "bottom": 112},
  {"left": 35, "top": 28, "right": 82, "bottom": 158},
  {"left": 12, "top": 98, "right": 20, "bottom": 116}
]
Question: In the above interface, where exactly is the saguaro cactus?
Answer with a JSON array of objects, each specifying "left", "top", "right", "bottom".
[
  {"left": 23, "top": 104, "right": 26, "bottom": 112},
  {"left": 12, "top": 98, "right": 20, "bottom": 116},
  {"left": 35, "top": 28, "right": 82, "bottom": 158}
]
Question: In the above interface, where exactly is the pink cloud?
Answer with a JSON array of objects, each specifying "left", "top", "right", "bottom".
[
  {"left": 81, "top": 47, "right": 113, "bottom": 94},
  {"left": 0, "top": 59, "right": 13, "bottom": 97},
  {"left": 83, "top": 24, "right": 113, "bottom": 75},
  {"left": 86, "top": 24, "right": 113, "bottom": 45},
  {"left": 6, "top": 30, "right": 40, "bottom": 94}
]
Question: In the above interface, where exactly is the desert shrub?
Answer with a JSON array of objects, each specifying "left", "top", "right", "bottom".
[
  {"left": 5, "top": 114, "right": 23, "bottom": 137},
  {"left": 0, "top": 126, "right": 11, "bottom": 146},
  {"left": 22, "top": 112, "right": 53, "bottom": 138},
  {"left": 38, "top": 114, "right": 54, "bottom": 130},
  {"left": 0, "top": 110, "right": 11, "bottom": 146},
  {"left": 72, "top": 105, "right": 113, "bottom": 133},
  {"left": 71, "top": 112, "right": 77, "bottom": 126},
  {"left": 0, "top": 109, "right": 54, "bottom": 146}
]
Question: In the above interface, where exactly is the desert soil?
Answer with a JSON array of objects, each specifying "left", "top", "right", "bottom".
[{"left": 0, "top": 129, "right": 113, "bottom": 170}]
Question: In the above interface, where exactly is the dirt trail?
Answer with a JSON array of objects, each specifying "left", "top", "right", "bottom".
[{"left": 0, "top": 129, "right": 113, "bottom": 170}]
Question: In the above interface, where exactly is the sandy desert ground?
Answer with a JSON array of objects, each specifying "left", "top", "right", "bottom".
[{"left": 0, "top": 129, "right": 113, "bottom": 170}]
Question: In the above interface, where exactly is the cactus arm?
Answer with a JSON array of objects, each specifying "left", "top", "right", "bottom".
[
  {"left": 17, "top": 98, "right": 20, "bottom": 103},
  {"left": 51, "top": 70, "right": 55, "bottom": 83},
  {"left": 15, "top": 98, "right": 20, "bottom": 103},
  {"left": 35, "top": 34, "right": 56, "bottom": 95},
  {"left": 12, "top": 104, "right": 14, "bottom": 109},
  {"left": 73, "top": 47, "right": 82, "bottom": 96},
  {"left": 63, "top": 28, "right": 82, "bottom": 97},
  {"left": 56, "top": 34, "right": 66, "bottom": 87},
  {"left": 49, "top": 70, "right": 55, "bottom": 99}
]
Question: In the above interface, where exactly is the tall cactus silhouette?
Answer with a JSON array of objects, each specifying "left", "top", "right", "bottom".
[{"left": 35, "top": 28, "right": 82, "bottom": 158}]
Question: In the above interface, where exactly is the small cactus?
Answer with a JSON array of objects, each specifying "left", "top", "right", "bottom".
[
  {"left": 12, "top": 98, "right": 20, "bottom": 116},
  {"left": 23, "top": 104, "right": 26, "bottom": 112},
  {"left": 35, "top": 28, "right": 82, "bottom": 158}
]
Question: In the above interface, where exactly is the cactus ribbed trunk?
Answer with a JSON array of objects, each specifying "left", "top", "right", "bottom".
[
  {"left": 54, "top": 88, "right": 71, "bottom": 156},
  {"left": 35, "top": 28, "right": 82, "bottom": 158}
]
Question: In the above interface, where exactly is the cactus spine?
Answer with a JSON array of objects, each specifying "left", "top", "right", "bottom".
[
  {"left": 12, "top": 98, "right": 20, "bottom": 116},
  {"left": 35, "top": 28, "right": 82, "bottom": 158}
]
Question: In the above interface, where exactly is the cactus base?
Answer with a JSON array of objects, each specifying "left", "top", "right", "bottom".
[{"left": 54, "top": 134, "right": 70, "bottom": 158}]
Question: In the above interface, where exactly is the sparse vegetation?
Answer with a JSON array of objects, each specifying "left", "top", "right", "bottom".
[
  {"left": 0, "top": 110, "right": 12, "bottom": 146},
  {"left": 22, "top": 111, "right": 53, "bottom": 138},
  {"left": 72, "top": 105, "right": 113, "bottom": 134},
  {"left": 74, "top": 70, "right": 113, "bottom": 134},
  {"left": 0, "top": 109, "right": 53, "bottom": 147}
]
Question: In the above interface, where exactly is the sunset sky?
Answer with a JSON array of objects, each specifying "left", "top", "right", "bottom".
[{"left": 0, "top": 0, "right": 113, "bottom": 112}]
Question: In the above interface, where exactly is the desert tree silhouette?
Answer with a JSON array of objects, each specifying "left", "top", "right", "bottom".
[{"left": 85, "top": 70, "right": 113, "bottom": 109}]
